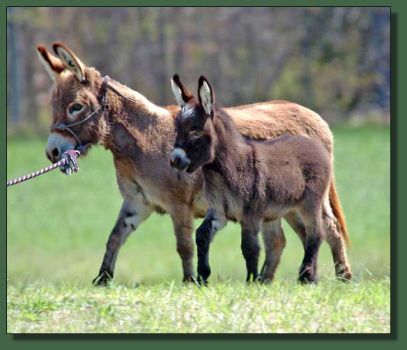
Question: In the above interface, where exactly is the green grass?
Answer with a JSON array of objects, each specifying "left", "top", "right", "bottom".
[
  {"left": 6, "top": 125, "right": 390, "bottom": 333},
  {"left": 7, "top": 280, "right": 389, "bottom": 333}
]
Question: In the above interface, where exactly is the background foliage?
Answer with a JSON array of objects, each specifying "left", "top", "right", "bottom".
[{"left": 7, "top": 7, "right": 389, "bottom": 134}]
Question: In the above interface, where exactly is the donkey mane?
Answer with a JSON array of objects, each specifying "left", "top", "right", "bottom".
[{"left": 106, "top": 78, "right": 171, "bottom": 118}]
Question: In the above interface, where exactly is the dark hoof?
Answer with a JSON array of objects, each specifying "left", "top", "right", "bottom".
[
  {"left": 260, "top": 262, "right": 275, "bottom": 284},
  {"left": 245, "top": 273, "right": 260, "bottom": 284},
  {"left": 336, "top": 266, "right": 352, "bottom": 282},
  {"left": 260, "top": 272, "right": 275, "bottom": 284},
  {"left": 92, "top": 270, "right": 113, "bottom": 286},
  {"left": 259, "top": 276, "right": 273, "bottom": 285},
  {"left": 299, "top": 266, "right": 317, "bottom": 284},
  {"left": 197, "top": 264, "right": 211, "bottom": 282},
  {"left": 197, "top": 275, "right": 208, "bottom": 286},
  {"left": 183, "top": 275, "right": 200, "bottom": 286}
]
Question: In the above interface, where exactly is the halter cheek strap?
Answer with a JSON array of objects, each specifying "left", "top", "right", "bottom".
[{"left": 51, "top": 75, "right": 110, "bottom": 151}]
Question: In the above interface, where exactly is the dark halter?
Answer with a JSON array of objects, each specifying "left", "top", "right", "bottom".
[{"left": 51, "top": 75, "right": 110, "bottom": 153}]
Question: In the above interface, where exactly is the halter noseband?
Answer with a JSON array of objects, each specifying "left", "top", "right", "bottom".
[{"left": 51, "top": 75, "right": 110, "bottom": 153}]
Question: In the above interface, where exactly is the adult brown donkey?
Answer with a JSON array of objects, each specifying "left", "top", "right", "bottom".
[
  {"left": 171, "top": 75, "right": 331, "bottom": 284},
  {"left": 37, "top": 42, "right": 351, "bottom": 285}
]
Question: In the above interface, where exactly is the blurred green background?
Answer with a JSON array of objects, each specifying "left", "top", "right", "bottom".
[{"left": 7, "top": 7, "right": 390, "bottom": 285}]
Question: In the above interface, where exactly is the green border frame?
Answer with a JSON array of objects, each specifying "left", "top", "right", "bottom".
[{"left": 1, "top": 1, "right": 403, "bottom": 348}]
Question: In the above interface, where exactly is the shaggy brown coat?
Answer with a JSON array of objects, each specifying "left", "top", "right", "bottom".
[
  {"left": 36, "top": 42, "right": 351, "bottom": 284},
  {"left": 171, "top": 75, "right": 332, "bottom": 283}
]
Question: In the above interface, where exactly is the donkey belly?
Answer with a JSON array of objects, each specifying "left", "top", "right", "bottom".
[
  {"left": 262, "top": 203, "right": 296, "bottom": 222},
  {"left": 115, "top": 153, "right": 210, "bottom": 218},
  {"left": 138, "top": 181, "right": 208, "bottom": 218}
]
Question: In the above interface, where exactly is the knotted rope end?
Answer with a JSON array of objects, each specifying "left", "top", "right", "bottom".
[{"left": 60, "top": 150, "right": 81, "bottom": 175}]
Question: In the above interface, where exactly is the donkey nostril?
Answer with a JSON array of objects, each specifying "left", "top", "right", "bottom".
[
  {"left": 52, "top": 148, "right": 60, "bottom": 158},
  {"left": 170, "top": 153, "right": 179, "bottom": 166}
]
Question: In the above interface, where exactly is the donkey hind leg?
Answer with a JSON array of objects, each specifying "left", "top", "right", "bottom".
[
  {"left": 260, "top": 219, "right": 286, "bottom": 283},
  {"left": 196, "top": 209, "right": 227, "bottom": 284},
  {"left": 298, "top": 207, "right": 323, "bottom": 284},
  {"left": 323, "top": 197, "right": 352, "bottom": 281},
  {"left": 93, "top": 201, "right": 151, "bottom": 286},
  {"left": 170, "top": 206, "right": 195, "bottom": 283},
  {"left": 241, "top": 221, "right": 261, "bottom": 283}
]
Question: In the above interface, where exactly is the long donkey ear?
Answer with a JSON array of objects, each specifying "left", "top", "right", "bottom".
[
  {"left": 171, "top": 74, "right": 194, "bottom": 107},
  {"left": 52, "top": 42, "right": 87, "bottom": 82},
  {"left": 36, "top": 45, "right": 65, "bottom": 81},
  {"left": 198, "top": 75, "right": 214, "bottom": 117},
  {"left": 198, "top": 75, "right": 215, "bottom": 117}
]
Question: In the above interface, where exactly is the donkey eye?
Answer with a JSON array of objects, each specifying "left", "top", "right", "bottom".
[
  {"left": 68, "top": 103, "right": 84, "bottom": 114},
  {"left": 190, "top": 129, "right": 203, "bottom": 137}
]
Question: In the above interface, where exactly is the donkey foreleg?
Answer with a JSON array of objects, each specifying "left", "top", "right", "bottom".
[
  {"left": 93, "top": 201, "right": 151, "bottom": 286},
  {"left": 196, "top": 209, "right": 227, "bottom": 284},
  {"left": 169, "top": 206, "right": 195, "bottom": 283}
]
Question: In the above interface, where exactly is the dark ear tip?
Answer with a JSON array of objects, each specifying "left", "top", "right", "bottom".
[
  {"left": 36, "top": 45, "right": 46, "bottom": 53},
  {"left": 198, "top": 75, "right": 210, "bottom": 88},
  {"left": 52, "top": 41, "right": 66, "bottom": 54},
  {"left": 52, "top": 44, "right": 60, "bottom": 55},
  {"left": 172, "top": 74, "right": 181, "bottom": 84},
  {"left": 199, "top": 74, "right": 208, "bottom": 80}
]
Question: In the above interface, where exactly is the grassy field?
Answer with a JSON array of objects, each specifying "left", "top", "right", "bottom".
[{"left": 7, "top": 125, "right": 390, "bottom": 333}]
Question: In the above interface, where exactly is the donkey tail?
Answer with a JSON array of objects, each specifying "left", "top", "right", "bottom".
[{"left": 329, "top": 178, "right": 351, "bottom": 246}]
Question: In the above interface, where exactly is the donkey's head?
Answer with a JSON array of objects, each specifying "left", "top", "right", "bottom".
[
  {"left": 37, "top": 42, "right": 108, "bottom": 165},
  {"left": 170, "top": 74, "right": 216, "bottom": 173}
]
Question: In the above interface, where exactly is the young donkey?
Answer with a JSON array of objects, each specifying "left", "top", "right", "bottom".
[
  {"left": 36, "top": 42, "right": 351, "bottom": 285},
  {"left": 171, "top": 75, "right": 331, "bottom": 283}
]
